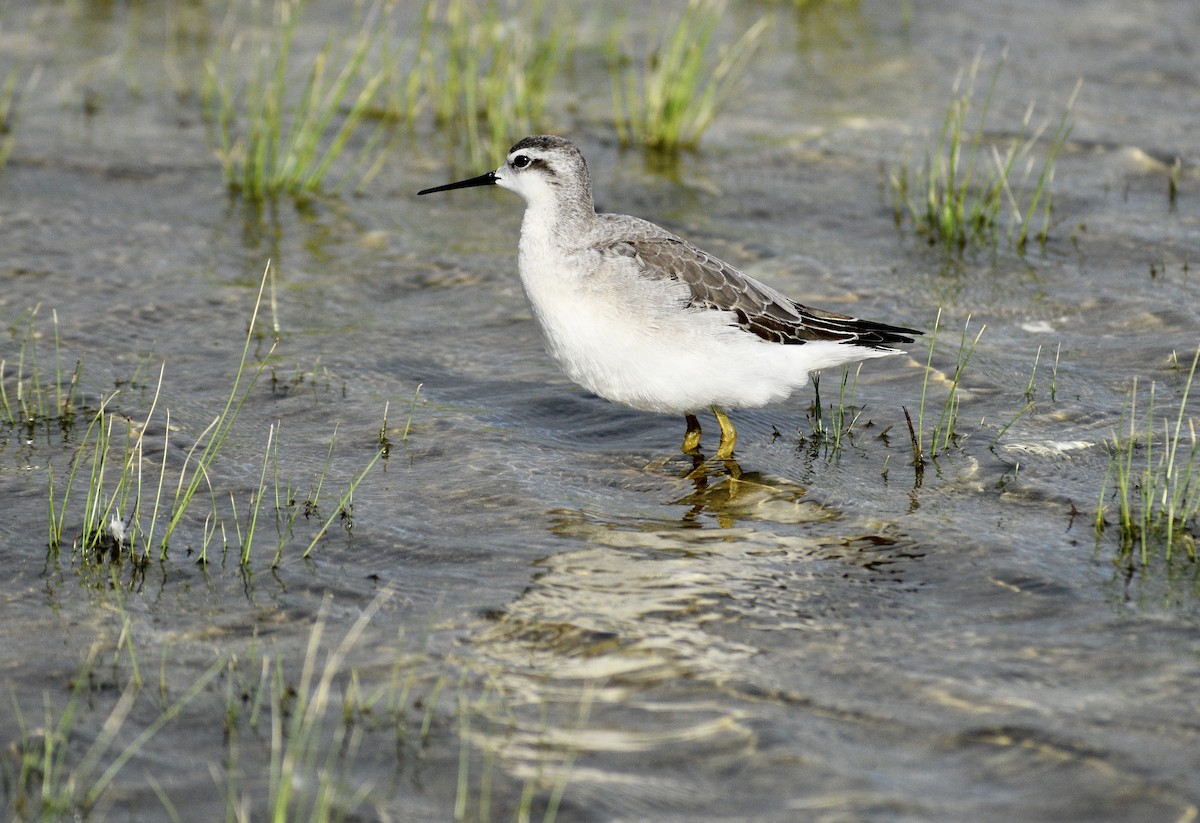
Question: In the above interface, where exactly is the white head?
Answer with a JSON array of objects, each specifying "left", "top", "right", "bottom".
[{"left": 418, "top": 135, "right": 595, "bottom": 223}]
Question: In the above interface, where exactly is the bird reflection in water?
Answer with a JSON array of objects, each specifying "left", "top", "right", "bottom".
[{"left": 669, "top": 451, "right": 824, "bottom": 529}]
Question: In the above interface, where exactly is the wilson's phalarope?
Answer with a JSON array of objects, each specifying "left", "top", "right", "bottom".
[{"left": 419, "top": 135, "right": 921, "bottom": 460}]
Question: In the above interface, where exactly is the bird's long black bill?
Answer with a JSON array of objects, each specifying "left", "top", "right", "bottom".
[{"left": 417, "top": 171, "right": 498, "bottom": 195}]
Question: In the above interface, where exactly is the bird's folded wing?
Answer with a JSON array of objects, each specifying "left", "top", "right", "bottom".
[{"left": 597, "top": 236, "right": 919, "bottom": 348}]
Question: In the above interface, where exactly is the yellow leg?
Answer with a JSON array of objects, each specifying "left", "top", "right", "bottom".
[
  {"left": 681, "top": 413, "right": 703, "bottom": 454},
  {"left": 711, "top": 406, "right": 737, "bottom": 460}
]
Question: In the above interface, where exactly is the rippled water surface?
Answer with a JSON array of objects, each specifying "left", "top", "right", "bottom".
[{"left": 2, "top": 1, "right": 1199, "bottom": 820}]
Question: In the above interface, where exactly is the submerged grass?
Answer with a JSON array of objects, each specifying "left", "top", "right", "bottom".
[
  {"left": 608, "top": 0, "right": 769, "bottom": 151},
  {"left": 203, "top": 0, "right": 394, "bottom": 198},
  {"left": 1096, "top": 347, "right": 1200, "bottom": 564},
  {"left": 890, "top": 51, "right": 1079, "bottom": 253}
]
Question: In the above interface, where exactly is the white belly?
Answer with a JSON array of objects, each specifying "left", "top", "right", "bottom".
[{"left": 519, "top": 262, "right": 893, "bottom": 414}]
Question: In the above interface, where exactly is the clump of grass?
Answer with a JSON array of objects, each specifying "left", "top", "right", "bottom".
[
  {"left": 905, "top": 309, "right": 985, "bottom": 477},
  {"left": 1021, "top": 343, "right": 1063, "bottom": 405},
  {"left": 0, "top": 64, "right": 26, "bottom": 171},
  {"left": 1096, "top": 347, "right": 1200, "bottom": 564},
  {"left": 202, "top": 0, "right": 394, "bottom": 199},
  {"left": 803, "top": 364, "right": 864, "bottom": 458},
  {"left": 411, "top": 0, "right": 569, "bottom": 167},
  {"left": 301, "top": 432, "right": 383, "bottom": 560},
  {"left": 608, "top": 0, "right": 769, "bottom": 151},
  {"left": 1, "top": 305, "right": 81, "bottom": 431},
  {"left": 985, "top": 342, "right": 1062, "bottom": 449},
  {"left": 47, "top": 266, "right": 278, "bottom": 560},
  {"left": 45, "top": 264, "right": 389, "bottom": 567},
  {"left": 890, "top": 51, "right": 1080, "bottom": 253}
]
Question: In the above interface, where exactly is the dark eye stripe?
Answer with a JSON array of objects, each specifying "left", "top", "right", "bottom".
[{"left": 511, "top": 154, "right": 555, "bottom": 173}]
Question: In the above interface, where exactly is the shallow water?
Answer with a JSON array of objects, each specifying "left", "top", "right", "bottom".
[{"left": 2, "top": 0, "right": 1199, "bottom": 820}]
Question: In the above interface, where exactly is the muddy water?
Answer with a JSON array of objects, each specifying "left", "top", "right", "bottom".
[{"left": 2, "top": 0, "right": 1199, "bottom": 821}]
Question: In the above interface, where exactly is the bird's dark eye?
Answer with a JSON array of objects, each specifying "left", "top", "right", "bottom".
[{"left": 512, "top": 154, "right": 531, "bottom": 169}]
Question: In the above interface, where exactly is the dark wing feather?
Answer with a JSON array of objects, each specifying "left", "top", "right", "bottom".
[{"left": 596, "top": 235, "right": 921, "bottom": 348}]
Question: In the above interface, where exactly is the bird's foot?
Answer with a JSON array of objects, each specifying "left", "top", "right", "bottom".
[
  {"left": 711, "top": 406, "right": 737, "bottom": 461},
  {"left": 681, "top": 413, "right": 703, "bottom": 454}
]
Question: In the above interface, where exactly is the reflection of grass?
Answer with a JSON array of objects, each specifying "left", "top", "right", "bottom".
[
  {"left": 203, "top": 0, "right": 392, "bottom": 198},
  {"left": 608, "top": 0, "right": 768, "bottom": 151},
  {"left": 44, "top": 264, "right": 388, "bottom": 566},
  {"left": 1096, "top": 348, "right": 1200, "bottom": 563},
  {"left": 890, "top": 52, "right": 1079, "bottom": 252}
]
